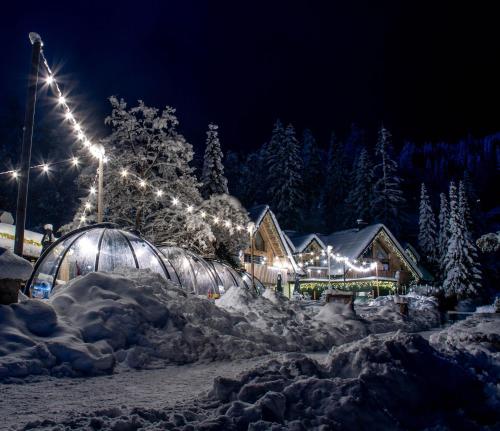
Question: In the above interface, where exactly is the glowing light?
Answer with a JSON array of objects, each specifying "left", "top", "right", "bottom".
[
  {"left": 172, "top": 197, "right": 179, "bottom": 206},
  {"left": 90, "top": 186, "right": 96, "bottom": 195},
  {"left": 42, "top": 164, "right": 49, "bottom": 173},
  {"left": 72, "top": 157, "right": 79, "bottom": 166},
  {"left": 120, "top": 169, "right": 128, "bottom": 177},
  {"left": 139, "top": 180, "right": 147, "bottom": 188},
  {"left": 156, "top": 189, "right": 163, "bottom": 197},
  {"left": 213, "top": 216, "right": 219, "bottom": 224},
  {"left": 84, "top": 202, "right": 91, "bottom": 210},
  {"left": 46, "top": 75, "right": 54, "bottom": 85},
  {"left": 73, "top": 123, "right": 81, "bottom": 132},
  {"left": 186, "top": 205, "right": 193, "bottom": 213},
  {"left": 200, "top": 211, "right": 207, "bottom": 218},
  {"left": 83, "top": 139, "right": 92, "bottom": 147},
  {"left": 224, "top": 220, "right": 231, "bottom": 228},
  {"left": 12, "top": 171, "right": 18, "bottom": 179},
  {"left": 65, "top": 111, "right": 74, "bottom": 121},
  {"left": 58, "top": 96, "right": 66, "bottom": 104},
  {"left": 103, "top": 156, "right": 109, "bottom": 164},
  {"left": 80, "top": 215, "right": 86, "bottom": 222},
  {"left": 77, "top": 131, "right": 85, "bottom": 140}
]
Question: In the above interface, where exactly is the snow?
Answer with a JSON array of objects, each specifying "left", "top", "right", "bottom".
[
  {"left": 475, "top": 304, "right": 496, "bottom": 313},
  {"left": 0, "top": 247, "right": 33, "bottom": 280},
  {"left": 14, "top": 316, "right": 499, "bottom": 430}
]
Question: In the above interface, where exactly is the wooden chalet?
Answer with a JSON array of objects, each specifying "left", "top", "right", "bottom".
[{"left": 242, "top": 205, "right": 300, "bottom": 288}]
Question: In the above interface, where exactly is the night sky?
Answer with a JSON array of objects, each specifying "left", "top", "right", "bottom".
[{"left": 1, "top": 1, "right": 499, "bottom": 153}]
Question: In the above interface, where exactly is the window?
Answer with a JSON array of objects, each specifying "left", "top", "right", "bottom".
[{"left": 255, "top": 231, "right": 266, "bottom": 252}]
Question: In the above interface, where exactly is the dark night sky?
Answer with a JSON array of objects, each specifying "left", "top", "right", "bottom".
[{"left": 1, "top": 1, "right": 499, "bottom": 153}]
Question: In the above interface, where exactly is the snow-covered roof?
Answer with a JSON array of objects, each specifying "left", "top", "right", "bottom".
[
  {"left": 247, "top": 205, "right": 301, "bottom": 274},
  {"left": 0, "top": 247, "right": 33, "bottom": 280},
  {"left": 283, "top": 231, "right": 326, "bottom": 253},
  {"left": 248, "top": 205, "right": 269, "bottom": 226},
  {"left": 319, "top": 223, "right": 423, "bottom": 279}
]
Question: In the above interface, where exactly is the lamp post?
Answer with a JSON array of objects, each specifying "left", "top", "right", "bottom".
[
  {"left": 247, "top": 222, "right": 256, "bottom": 292},
  {"left": 14, "top": 33, "right": 43, "bottom": 256},
  {"left": 327, "top": 245, "right": 332, "bottom": 289},
  {"left": 90, "top": 144, "right": 105, "bottom": 223}
]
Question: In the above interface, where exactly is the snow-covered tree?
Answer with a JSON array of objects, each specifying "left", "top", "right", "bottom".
[
  {"left": 476, "top": 232, "right": 500, "bottom": 252},
  {"left": 322, "top": 132, "right": 349, "bottom": 230},
  {"left": 267, "top": 123, "right": 304, "bottom": 228},
  {"left": 418, "top": 183, "right": 437, "bottom": 263},
  {"left": 201, "top": 194, "right": 250, "bottom": 264},
  {"left": 443, "top": 181, "right": 481, "bottom": 299},
  {"left": 458, "top": 180, "right": 482, "bottom": 292},
  {"left": 300, "top": 129, "right": 324, "bottom": 230},
  {"left": 371, "top": 125, "right": 405, "bottom": 234},
  {"left": 65, "top": 97, "right": 214, "bottom": 253},
  {"left": 344, "top": 147, "right": 373, "bottom": 226},
  {"left": 437, "top": 192, "right": 449, "bottom": 273},
  {"left": 201, "top": 124, "right": 228, "bottom": 198}
]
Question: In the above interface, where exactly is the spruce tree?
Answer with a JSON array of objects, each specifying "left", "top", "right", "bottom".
[
  {"left": 371, "top": 125, "right": 405, "bottom": 234},
  {"left": 443, "top": 181, "right": 481, "bottom": 299},
  {"left": 300, "top": 129, "right": 324, "bottom": 230},
  {"left": 201, "top": 124, "right": 228, "bottom": 198},
  {"left": 418, "top": 183, "right": 437, "bottom": 264},
  {"left": 322, "top": 132, "right": 349, "bottom": 231},
  {"left": 458, "top": 180, "right": 482, "bottom": 293},
  {"left": 344, "top": 147, "right": 373, "bottom": 226},
  {"left": 438, "top": 192, "right": 449, "bottom": 274},
  {"left": 267, "top": 123, "right": 304, "bottom": 228}
]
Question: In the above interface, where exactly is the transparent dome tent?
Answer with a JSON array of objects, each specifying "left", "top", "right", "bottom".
[
  {"left": 26, "top": 224, "right": 171, "bottom": 298},
  {"left": 27, "top": 223, "right": 264, "bottom": 299}
]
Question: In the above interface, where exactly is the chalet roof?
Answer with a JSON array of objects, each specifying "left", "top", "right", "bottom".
[
  {"left": 318, "top": 223, "right": 423, "bottom": 279},
  {"left": 283, "top": 231, "right": 326, "bottom": 253},
  {"left": 248, "top": 205, "right": 269, "bottom": 226},
  {"left": 247, "top": 205, "right": 301, "bottom": 273}
]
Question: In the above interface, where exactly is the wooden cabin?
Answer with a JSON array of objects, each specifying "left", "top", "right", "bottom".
[{"left": 242, "top": 205, "right": 299, "bottom": 288}]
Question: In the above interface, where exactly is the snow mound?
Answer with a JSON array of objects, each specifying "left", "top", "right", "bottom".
[
  {"left": 430, "top": 315, "right": 500, "bottom": 385},
  {"left": 0, "top": 247, "right": 33, "bottom": 280},
  {"left": 0, "top": 270, "right": 272, "bottom": 379},
  {"left": 40, "top": 323, "right": 500, "bottom": 430},
  {"left": 367, "top": 292, "right": 438, "bottom": 310}
]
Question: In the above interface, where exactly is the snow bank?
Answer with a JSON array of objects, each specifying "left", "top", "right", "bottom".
[
  {"left": 34, "top": 319, "right": 500, "bottom": 430},
  {"left": 0, "top": 270, "right": 272, "bottom": 379},
  {"left": 0, "top": 247, "right": 33, "bottom": 280},
  {"left": 217, "top": 286, "right": 440, "bottom": 353}
]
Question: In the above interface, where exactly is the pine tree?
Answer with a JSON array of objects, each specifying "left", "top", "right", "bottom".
[
  {"left": 443, "top": 181, "right": 481, "bottom": 299},
  {"left": 267, "top": 123, "right": 304, "bottom": 228},
  {"left": 371, "top": 125, "right": 405, "bottom": 234},
  {"left": 344, "top": 147, "right": 373, "bottom": 226},
  {"left": 201, "top": 124, "right": 228, "bottom": 198},
  {"left": 418, "top": 183, "right": 437, "bottom": 263},
  {"left": 438, "top": 192, "right": 449, "bottom": 274},
  {"left": 300, "top": 129, "right": 324, "bottom": 231},
  {"left": 458, "top": 180, "right": 482, "bottom": 292},
  {"left": 322, "top": 132, "right": 349, "bottom": 231}
]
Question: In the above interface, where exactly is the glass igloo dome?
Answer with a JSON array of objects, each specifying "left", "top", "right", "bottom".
[
  {"left": 158, "top": 246, "right": 221, "bottom": 296},
  {"left": 27, "top": 223, "right": 170, "bottom": 298}
]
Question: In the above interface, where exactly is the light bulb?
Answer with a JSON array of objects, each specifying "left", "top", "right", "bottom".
[
  {"left": 186, "top": 205, "right": 193, "bottom": 213},
  {"left": 139, "top": 180, "right": 146, "bottom": 188},
  {"left": 85, "top": 202, "right": 91, "bottom": 210},
  {"left": 172, "top": 197, "right": 179, "bottom": 206},
  {"left": 120, "top": 169, "right": 128, "bottom": 177},
  {"left": 42, "top": 164, "right": 49, "bottom": 173},
  {"left": 12, "top": 171, "right": 18, "bottom": 179},
  {"left": 156, "top": 189, "right": 163, "bottom": 197},
  {"left": 46, "top": 75, "right": 54, "bottom": 85},
  {"left": 58, "top": 96, "right": 66, "bottom": 104},
  {"left": 90, "top": 186, "right": 96, "bottom": 195},
  {"left": 72, "top": 157, "right": 79, "bottom": 166}
]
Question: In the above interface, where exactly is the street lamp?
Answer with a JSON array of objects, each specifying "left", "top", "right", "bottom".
[
  {"left": 327, "top": 245, "right": 332, "bottom": 289},
  {"left": 247, "top": 222, "right": 256, "bottom": 292},
  {"left": 90, "top": 143, "right": 105, "bottom": 223}
]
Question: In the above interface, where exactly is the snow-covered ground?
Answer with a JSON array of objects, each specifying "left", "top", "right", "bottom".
[{"left": 1, "top": 269, "right": 497, "bottom": 430}]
